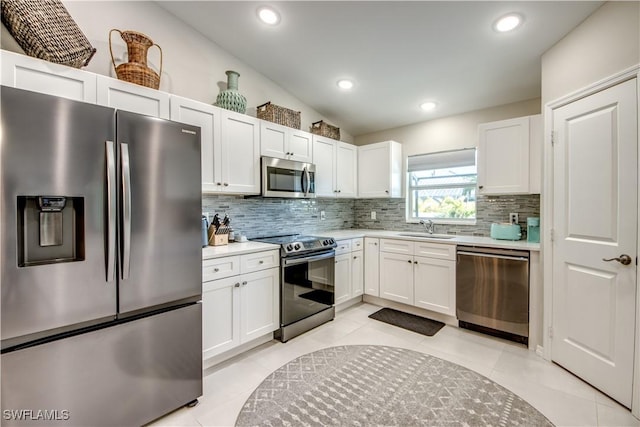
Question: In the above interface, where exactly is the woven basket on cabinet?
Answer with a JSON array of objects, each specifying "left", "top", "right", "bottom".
[
  {"left": 310, "top": 120, "right": 340, "bottom": 140},
  {"left": 1, "top": 0, "right": 96, "bottom": 68},
  {"left": 257, "top": 102, "right": 301, "bottom": 129}
]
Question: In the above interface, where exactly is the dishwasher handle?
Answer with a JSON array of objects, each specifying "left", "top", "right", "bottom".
[{"left": 457, "top": 251, "right": 529, "bottom": 262}]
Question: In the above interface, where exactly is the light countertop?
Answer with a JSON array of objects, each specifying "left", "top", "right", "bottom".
[
  {"left": 202, "top": 241, "right": 279, "bottom": 260},
  {"left": 202, "top": 229, "right": 540, "bottom": 259},
  {"left": 318, "top": 229, "right": 541, "bottom": 252}
]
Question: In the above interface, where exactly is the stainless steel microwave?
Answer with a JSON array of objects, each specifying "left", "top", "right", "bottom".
[{"left": 261, "top": 156, "right": 316, "bottom": 198}]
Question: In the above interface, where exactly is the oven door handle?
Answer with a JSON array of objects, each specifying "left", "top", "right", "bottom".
[{"left": 283, "top": 250, "right": 335, "bottom": 266}]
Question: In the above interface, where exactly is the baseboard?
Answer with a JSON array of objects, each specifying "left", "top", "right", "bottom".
[{"left": 203, "top": 333, "right": 274, "bottom": 370}]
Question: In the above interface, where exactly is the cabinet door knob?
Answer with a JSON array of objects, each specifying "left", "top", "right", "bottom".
[
  {"left": 290, "top": 152, "right": 294, "bottom": 156},
  {"left": 259, "top": 260, "right": 264, "bottom": 264},
  {"left": 414, "top": 261, "right": 418, "bottom": 264},
  {"left": 354, "top": 256, "right": 357, "bottom": 260},
  {"left": 214, "top": 268, "right": 219, "bottom": 272},
  {"left": 216, "top": 182, "right": 222, "bottom": 186},
  {"left": 242, "top": 281, "right": 248, "bottom": 286},
  {"left": 478, "top": 185, "right": 484, "bottom": 189},
  {"left": 407, "top": 260, "right": 412, "bottom": 263},
  {"left": 224, "top": 182, "right": 229, "bottom": 187},
  {"left": 385, "top": 190, "right": 389, "bottom": 193},
  {"left": 234, "top": 282, "right": 240, "bottom": 287}
]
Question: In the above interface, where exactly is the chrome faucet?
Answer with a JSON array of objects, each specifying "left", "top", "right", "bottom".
[{"left": 419, "top": 219, "right": 435, "bottom": 234}]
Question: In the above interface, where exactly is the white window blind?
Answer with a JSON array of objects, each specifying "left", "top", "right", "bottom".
[{"left": 407, "top": 148, "right": 476, "bottom": 172}]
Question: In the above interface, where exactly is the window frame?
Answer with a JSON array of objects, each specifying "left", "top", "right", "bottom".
[{"left": 405, "top": 149, "right": 477, "bottom": 225}]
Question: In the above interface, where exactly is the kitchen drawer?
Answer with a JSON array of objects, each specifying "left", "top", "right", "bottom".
[
  {"left": 335, "top": 239, "right": 352, "bottom": 255},
  {"left": 203, "top": 255, "right": 241, "bottom": 282},
  {"left": 380, "top": 239, "right": 414, "bottom": 255},
  {"left": 351, "top": 238, "right": 364, "bottom": 251},
  {"left": 241, "top": 250, "right": 279, "bottom": 274},
  {"left": 414, "top": 242, "right": 456, "bottom": 260}
]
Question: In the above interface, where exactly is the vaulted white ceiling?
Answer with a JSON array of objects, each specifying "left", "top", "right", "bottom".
[{"left": 159, "top": 1, "right": 603, "bottom": 136}]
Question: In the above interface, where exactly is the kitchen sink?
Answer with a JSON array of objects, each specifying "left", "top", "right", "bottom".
[{"left": 398, "top": 233, "right": 455, "bottom": 239}]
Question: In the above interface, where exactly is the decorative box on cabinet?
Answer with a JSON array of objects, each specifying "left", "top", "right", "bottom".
[
  {"left": 477, "top": 114, "right": 541, "bottom": 195},
  {"left": 358, "top": 140, "right": 402, "bottom": 198},
  {"left": 1, "top": 50, "right": 96, "bottom": 102},
  {"left": 312, "top": 135, "right": 357, "bottom": 198},
  {"left": 260, "top": 121, "right": 313, "bottom": 163},
  {"left": 96, "top": 75, "right": 170, "bottom": 118}
]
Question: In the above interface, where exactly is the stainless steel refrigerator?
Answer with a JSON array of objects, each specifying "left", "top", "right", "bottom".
[{"left": 1, "top": 86, "right": 203, "bottom": 426}]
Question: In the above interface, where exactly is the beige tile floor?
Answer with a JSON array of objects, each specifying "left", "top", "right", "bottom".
[{"left": 150, "top": 303, "right": 640, "bottom": 427}]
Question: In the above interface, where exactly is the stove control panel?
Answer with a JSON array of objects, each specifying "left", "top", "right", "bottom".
[{"left": 282, "top": 237, "right": 336, "bottom": 255}]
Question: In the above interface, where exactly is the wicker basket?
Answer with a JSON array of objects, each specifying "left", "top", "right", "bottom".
[
  {"left": 1, "top": 0, "right": 96, "bottom": 68},
  {"left": 310, "top": 120, "right": 340, "bottom": 140},
  {"left": 257, "top": 102, "right": 301, "bottom": 129}
]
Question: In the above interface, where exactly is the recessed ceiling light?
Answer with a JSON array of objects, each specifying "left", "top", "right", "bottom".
[
  {"left": 420, "top": 101, "right": 437, "bottom": 111},
  {"left": 257, "top": 6, "right": 280, "bottom": 25},
  {"left": 337, "top": 79, "right": 354, "bottom": 90},
  {"left": 494, "top": 13, "right": 522, "bottom": 32}
]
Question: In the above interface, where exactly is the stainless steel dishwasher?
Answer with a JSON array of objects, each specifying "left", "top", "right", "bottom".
[{"left": 456, "top": 246, "right": 529, "bottom": 344}]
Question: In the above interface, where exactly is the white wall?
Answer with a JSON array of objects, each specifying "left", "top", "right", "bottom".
[
  {"left": 46, "top": 1, "right": 353, "bottom": 142},
  {"left": 354, "top": 98, "right": 540, "bottom": 155},
  {"left": 541, "top": 1, "right": 639, "bottom": 105}
]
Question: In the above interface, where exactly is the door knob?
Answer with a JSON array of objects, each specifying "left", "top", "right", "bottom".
[{"left": 602, "top": 254, "right": 632, "bottom": 265}]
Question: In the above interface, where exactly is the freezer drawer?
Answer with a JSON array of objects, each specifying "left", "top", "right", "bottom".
[{"left": 1, "top": 303, "right": 202, "bottom": 427}]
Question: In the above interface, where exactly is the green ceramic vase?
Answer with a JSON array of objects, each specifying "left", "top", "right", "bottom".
[{"left": 215, "top": 70, "right": 247, "bottom": 114}]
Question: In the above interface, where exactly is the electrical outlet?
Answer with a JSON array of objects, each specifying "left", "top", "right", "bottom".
[
  {"left": 320, "top": 210, "right": 326, "bottom": 221},
  {"left": 371, "top": 211, "right": 377, "bottom": 220},
  {"left": 509, "top": 213, "right": 519, "bottom": 224}
]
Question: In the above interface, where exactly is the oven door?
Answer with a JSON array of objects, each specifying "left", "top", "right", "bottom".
[
  {"left": 281, "top": 250, "right": 334, "bottom": 327},
  {"left": 261, "top": 156, "right": 316, "bottom": 198}
]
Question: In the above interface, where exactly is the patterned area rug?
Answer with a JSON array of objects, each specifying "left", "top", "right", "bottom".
[{"left": 235, "top": 345, "right": 554, "bottom": 426}]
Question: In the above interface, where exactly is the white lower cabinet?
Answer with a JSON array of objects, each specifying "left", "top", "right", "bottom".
[
  {"left": 334, "top": 253, "right": 352, "bottom": 305},
  {"left": 364, "top": 238, "right": 380, "bottom": 296},
  {"left": 379, "top": 251, "right": 414, "bottom": 304},
  {"left": 413, "top": 256, "right": 456, "bottom": 316},
  {"left": 202, "top": 250, "right": 279, "bottom": 360},
  {"left": 379, "top": 239, "right": 456, "bottom": 316},
  {"left": 334, "top": 238, "right": 364, "bottom": 305}
]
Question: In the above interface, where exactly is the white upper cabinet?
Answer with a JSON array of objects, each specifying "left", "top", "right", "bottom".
[
  {"left": 336, "top": 142, "right": 358, "bottom": 198},
  {"left": 477, "top": 114, "right": 541, "bottom": 195},
  {"left": 312, "top": 136, "right": 336, "bottom": 197},
  {"left": 260, "top": 121, "right": 313, "bottom": 163},
  {"left": 220, "top": 110, "right": 261, "bottom": 194},
  {"left": 96, "top": 75, "right": 170, "bottom": 119},
  {"left": 1, "top": 50, "right": 96, "bottom": 103},
  {"left": 312, "top": 136, "right": 358, "bottom": 198},
  {"left": 169, "top": 96, "right": 222, "bottom": 192},
  {"left": 358, "top": 140, "right": 402, "bottom": 198}
]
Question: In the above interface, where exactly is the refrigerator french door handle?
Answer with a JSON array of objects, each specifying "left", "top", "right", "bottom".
[
  {"left": 121, "top": 143, "right": 132, "bottom": 280},
  {"left": 106, "top": 141, "right": 117, "bottom": 282}
]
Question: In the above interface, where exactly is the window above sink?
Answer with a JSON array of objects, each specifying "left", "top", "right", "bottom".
[{"left": 406, "top": 148, "right": 477, "bottom": 224}]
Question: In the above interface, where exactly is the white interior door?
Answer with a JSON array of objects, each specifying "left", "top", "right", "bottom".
[{"left": 552, "top": 78, "right": 637, "bottom": 408}]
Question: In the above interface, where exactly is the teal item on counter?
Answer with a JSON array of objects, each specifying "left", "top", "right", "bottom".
[
  {"left": 527, "top": 217, "right": 540, "bottom": 243},
  {"left": 490, "top": 223, "right": 522, "bottom": 240}
]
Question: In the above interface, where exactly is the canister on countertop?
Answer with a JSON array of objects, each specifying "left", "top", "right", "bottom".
[{"left": 527, "top": 217, "right": 540, "bottom": 243}]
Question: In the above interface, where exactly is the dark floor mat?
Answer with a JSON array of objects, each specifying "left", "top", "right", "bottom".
[
  {"left": 369, "top": 307, "right": 445, "bottom": 337},
  {"left": 299, "top": 289, "right": 334, "bottom": 305}
]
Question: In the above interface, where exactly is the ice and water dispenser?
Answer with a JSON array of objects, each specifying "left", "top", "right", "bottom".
[{"left": 17, "top": 196, "right": 85, "bottom": 267}]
